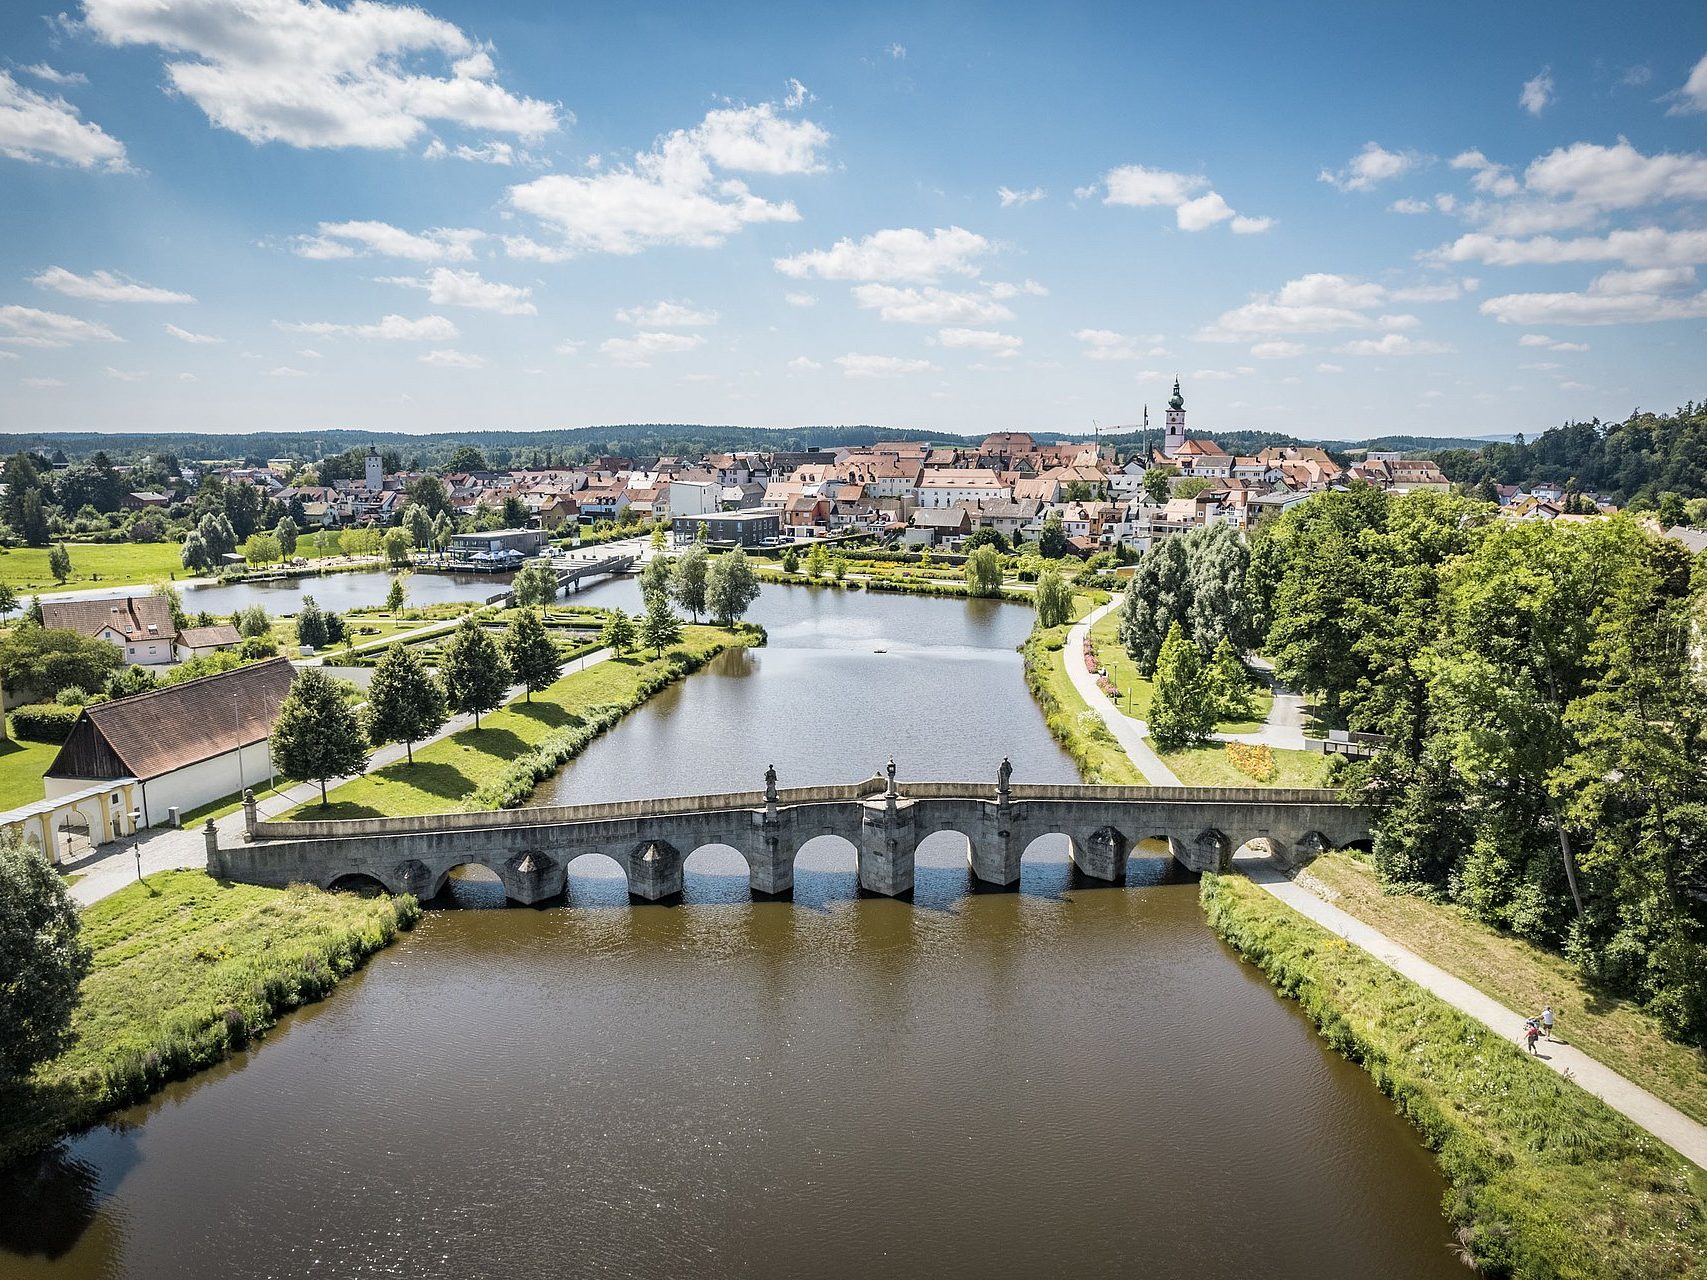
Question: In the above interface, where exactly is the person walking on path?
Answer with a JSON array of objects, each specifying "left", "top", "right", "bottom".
[
  {"left": 1523, "top": 1018, "right": 1542, "bottom": 1054},
  {"left": 1541, "top": 1005, "right": 1555, "bottom": 1041}
]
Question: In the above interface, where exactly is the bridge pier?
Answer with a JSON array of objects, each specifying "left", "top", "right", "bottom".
[
  {"left": 1169, "top": 829, "right": 1232, "bottom": 875},
  {"left": 750, "top": 770, "right": 793, "bottom": 896},
  {"left": 628, "top": 840, "right": 684, "bottom": 901},
  {"left": 500, "top": 852, "right": 565, "bottom": 905},
  {"left": 1070, "top": 825, "right": 1130, "bottom": 883},
  {"left": 970, "top": 759, "right": 1020, "bottom": 888},
  {"left": 858, "top": 762, "right": 915, "bottom": 897}
]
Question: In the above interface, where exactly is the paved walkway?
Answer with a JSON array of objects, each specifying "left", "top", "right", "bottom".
[
  {"left": 65, "top": 646, "right": 617, "bottom": 906},
  {"left": 1213, "top": 654, "right": 1309, "bottom": 750},
  {"left": 1065, "top": 599, "right": 1181, "bottom": 786},
  {"left": 1240, "top": 854, "right": 1707, "bottom": 1169}
]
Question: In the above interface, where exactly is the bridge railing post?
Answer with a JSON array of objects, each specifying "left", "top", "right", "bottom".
[{"left": 242, "top": 788, "right": 258, "bottom": 841}]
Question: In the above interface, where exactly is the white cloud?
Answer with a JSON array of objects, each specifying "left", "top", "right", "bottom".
[
  {"left": 1334, "top": 334, "right": 1454, "bottom": 356},
  {"left": 294, "top": 220, "right": 483, "bottom": 262},
  {"left": 419, "top": 348, "right": 488, "bottom": 368},
  {"left": 783, "top": 78, "right": 812, "bottom": 109},
  {"left": 1666, "top": 52, "right": 1707, "bottom": 115},
  {"left": 165, "top": 323, "right": 222, "bottom": 343},
  {"left": 507, "top": 98, "right": 827, "bottom": 257},
  {"left": 1251, "top": 340, "right": 1305, "bottom": 359},
  {"left": 32, "top": 266, "right": 194, "bottom": 304},
  {"left": 1520, "top": 68, "right": 1554, "bottom": 116},
  {"left": 379, "top": 267, "right": 536, "bottom": 315},
  {"left": 834, "top": 353, "right": 937, "bottom": 378},
  {"left": 423, "top": 139, "right": 532, "bottom": 166},
  {"left": 1390, "top": 197, "right": 1433, "bottom": 214},
  {"left": 277, "top": 313, "right": 458, "bottom": 340},
  {"left": 0, "top": 304, "right": 121, "bottom": 347},
  {"left": 787, "top": 356, "right": 821, "bottom": 371},
  {"left": 1072, "top": 328, "right": 1149, "bottom": 361},
  {"left": 1318, "top": 142, "right": 1420, "bottom": 192},
  {"left": 783, "top": 291, "right": 816, "bottom": 307},
  {"left": 1315, "top": 362, "right": 1344, "bottom": 373},
  {"left": 552, "top": 338, "right": 582, "bottom": 355},
  {"left": 1190, "top": 368, "right": 1250, "bottom": 381},
  {"left": 81, "top": 0, "right": 561, "bottom": 149},
  {"left": 986, "top": 279, "right": 1049, "bottom": 299},
  {"left": 0, "top": 69, "right": 128, "bottom": 169},
  {"left": 1450, "top": 149, "right": 1521, "bottom": 197},
  {"left": 777, "top": 226, "right": 992, "bottom": 282},
  {"left": 1480, "top": 267, "right": 1707, "bottom": 325},
  {"left": 851, "top": 284, "right": 1013, "bottom": 325},
  {"left": 599, "top": 331, "right": 704, "bottom": 366},
  {"left": 997, "top": 185, "right": 1045, "bottom": 207},
  {"left": 1523, "top": 138, "right": 1707, "bottom": 211},
  {"left": 936, "top": 328, "right": 1021, "bottom": 355},
  {"left": 103, "top": 366, "right": 145, "bottom": 381},
  {"left": 297, "top": 348, "right": 321, "bottom": 358},
  {"left": 0, "top": 350, "right": 15, "bottom": 360},
  {"left": 1434, "top": 227, "right": 1707, "bottom": 268},
  {"left": 1090, "top": 162, "right": 1267, "bottom": 232},
  {"left": 1518, "top": 333, "right": 1554, "bottom": 346},
  {"left": 20, "top": 64, "right": 88, "bottom": 87},
  {"left": 22, "top": 376, "right": 66, "bottom": 387},
  {"left": 886, "top": 43, "right": 907, "bottom": 60},
  {"left": 266, "top": 366, "right": 309, "bottom": 377},
  {"left": 615, "top": 300, "right": 717, "bottom": 327},
  {"left": 1200, "top": 272, "right": 1463, "bottom": 342}
]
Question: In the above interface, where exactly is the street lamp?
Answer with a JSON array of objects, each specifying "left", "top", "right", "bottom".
[
  {"left": 130, "top": 807, "right": 144, "bottom": 882},
  {"left": 234, "top": 692, "right": 246, "bottom": 794}
]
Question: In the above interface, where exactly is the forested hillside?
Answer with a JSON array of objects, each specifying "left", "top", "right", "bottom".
[{"left": 1433, "top": 401, "right": 1707, "bottom": 507}]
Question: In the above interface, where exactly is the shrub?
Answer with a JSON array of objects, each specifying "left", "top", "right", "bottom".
[{"left": 11, "top": 702, "right": 82, "bottom": 742}]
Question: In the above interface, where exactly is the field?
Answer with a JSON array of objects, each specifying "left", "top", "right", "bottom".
[
  {"left": 292, "top": 625, "right": 740, "bottom": 819},
  {"left": 0, "top": 732, "right": 58, "bottom": 810},
  {"left": 1307, "top": 852, "right": 1707, "bottom": 1128},
  {"left": 1202, "top": 872, "right": 1707, "bottom": 1279},
  {"left": 0, "top": 871, "right": 418, "bottom": 1165},
  {"left": 0, "top": 542, "right": 186, "bottom": 595},
  {"left": 1159, "top": 742, "right": 1333, "bottom": 788}
]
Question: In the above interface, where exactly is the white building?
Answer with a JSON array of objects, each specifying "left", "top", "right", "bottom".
[
  {"left": 668, "top": 479, "right": 721, "bottom": 519},
  {"left": 41, "top": 596, "right": 177, "bottom": 668},
  {"left": 915, "top": 468, "right": 1012, "bottom": 508}
]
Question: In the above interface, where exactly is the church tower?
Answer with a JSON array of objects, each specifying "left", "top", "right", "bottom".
[
  {"left": 1163, "top": 377, "right": 1187, "bottom": 456},
  {"left": 364, "top": 445, "right": 383, "bottom": 491}
]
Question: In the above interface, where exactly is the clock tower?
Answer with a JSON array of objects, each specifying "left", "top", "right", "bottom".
[{"left": 1163, "top": 377, "right": 1187, "bottom": 457}]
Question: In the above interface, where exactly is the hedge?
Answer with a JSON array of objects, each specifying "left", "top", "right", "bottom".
[{"left": 11, "top": 702, "right": 82, "bottom": 742}]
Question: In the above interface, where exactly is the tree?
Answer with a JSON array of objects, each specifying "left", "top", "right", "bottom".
[
  {"left": 439, "top": 616, "right": 511, "bottom": 728},
  {"left": 1143, "top": 468, "right": 1172, "bottom": 506},
  {"left": 19, "top": 490, "right": 48, "bottom": 548},
  {"left": 1205, "top": 638, "right": 1254, "bottom": 722},
  {"left": 363, "top": 642, "right": 446, "bottom": 764},
  {"left": 640, "top": 554, "right": 674, "bottom": 609},
  {"left": 1034, "top": 567, "right": 1074, "bottom": 629},
  {"left": 180, "top": 530, "right": 212, "bottom": 574},
  {"left": 1149, "top": 622, "right": 1215, "bottom": 751},
  {"left": 197, "top": 512, "right": 238, "bottom": 562},
  {"left": 1037, "top": 514, "right": 1068, "bottom": 559},
  {"left": 47, "top": 544, "right": 71, "bottom": 584},
  {"left": 600, "top": 609, "right": 636, "bottom": 653},
  {"left": 106, "top": 664, "right": 160, "bottom": 700},
  {"left": 295, "top": 595, "right": 329, "bottom": 650},
  {"left": 650, "top": 525, "right": 666, "bottom": 551},
  {"left": 640, "top": 592, "right": 682, "bottom": 656},
  {"left": 780, "top": 546, "right": 799, "bottom": 574},
  {"left": 1174, "top": 477, "right": 1216, "bottom": 500},
  {"left": 232, "top": 604, "right": 271, "bottom": 638},
  {"left": 803, "top": 542, "right": 828, "bottom": 579},
  {"left": 242, "top": 532, "right": 282, "bottom": 565},
  {"left": 431, "top": 510, "right": 455, "bottom": 555},
  {"left": 0, "top": 833, "right": 90, "bottom": 1080},
  {"left": 830, "top": 554, "right": 848, "bottom": 581},
  {"left": 270, "top": 668, "right": 370, "bottom": 806},
  {"left": 672, "top": 543, "right": 710, "bottom": 622},
  {"left": 1118, "top": 536, "right": 1190, "bottom": 676},
  {"left": 404, "top": 503, "right": 433, "bottom": 550},
  {"left": 385, "top": 574, "right": 407, "bottom": 613},
  {"left": 504, "top": 608, "right": 560, "bottom": 701},
  {"left": 964, "top": 545, "right": 1004, "bottom": 597},
  {"left": 500, "top": 495, "right": 530, "bottom": 529},
  {"left": 406, "top": 474, "right": 451, "bottom": 519},
  {"left": 0, "top": 627, "right": 124, "bottom": 700},
  {"left": 963, "top": 527, "right": 1009, "bottom": 554},
  {"left": 382, "top": 527, "right": 412, "bottom": 568},
  {"left": 706, "top": 549, "right": 760, "bottom": 626},
  {"left": 511, "top": 560, "right": 559, "bottom": 608},
  {"left": 1183, "top": 523, "right": 1253, "bottom": 656},
  {"left": 152, "top": 580, "right": 188, "bottom": 631},
  {"left": 0, "top": 583, "right": 16, "bottom": 622},
  {"left": 274, "top": 515, "right": 299, "bottom": 558},
  {"left": 23, "top": 596, "right": 42, "bottom": 627},
  {"left": 2, "top": 453, "right": 50, "bottom": 545},
  {"left": 444, "top": 446, "right": 489, "bottom": 474}
]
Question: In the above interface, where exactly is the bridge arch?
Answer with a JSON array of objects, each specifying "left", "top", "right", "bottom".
[
  {"left": 326, "top": 871, "right": 390, "bottom": 896},
  {"left": 564, "top": 851, "right": 632, "bottom": 906}
]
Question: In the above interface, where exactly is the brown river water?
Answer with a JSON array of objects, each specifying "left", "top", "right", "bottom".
[{"left": 2, "top": 582, "right": 1465, "bottom": 1279}]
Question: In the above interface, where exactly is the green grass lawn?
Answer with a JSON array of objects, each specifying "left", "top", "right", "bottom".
[
  {"left": 0, "top": 871, "right": 418, "bottom": 1165},
  {"left": 0, "top": 732, "right": 59, "bottom": 810},
  {"left": 0, "top": 542, "right": 187, "bottom": 594},
  {"left": 1307, "top": 852, "right": 1707, "bottom": 1129},
  {"left": 1203, "top": 872, "right": 1707, "bottom": 1278},
  {"left": 292, "top": 625, "right": 736, "bottom": 819},
  {"left": 1021, "top": 596, "right": 1146, "bottom": 786},
  {"left": 1160, "top": 743, "right": 1333, "bottom": 788}
]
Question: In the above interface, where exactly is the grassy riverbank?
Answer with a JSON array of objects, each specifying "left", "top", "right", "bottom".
[
  {"left": 0, "top": 871, "right": 418, "bottom": 1168},
  {"left": 1202, "top": 872, "right": 1707, "bottom": 1279},
  {"left": 1020, "top": 595, "right": 1144, "bottom": 785},
  {"left": 293, "top": 624, "right": 760, "bottom": 819},
  {"left": 1306, "top": 852, "right": 1707, "bottom": 1128},
  {"left": 0, "top": 542, "right": 186, "bottom": 594}
]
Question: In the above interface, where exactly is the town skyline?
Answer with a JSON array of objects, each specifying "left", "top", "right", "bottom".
[{"left": 2, "top": 1, "right": 1706, "bottom": 439}]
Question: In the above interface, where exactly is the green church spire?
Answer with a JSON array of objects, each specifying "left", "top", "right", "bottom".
[{"left": 1168, "top": 377, "right": 1184, "bottom": 412}]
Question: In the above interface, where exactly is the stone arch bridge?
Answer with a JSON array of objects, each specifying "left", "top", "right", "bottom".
[{"left": 209, "top": 762, "right": 1371, "bottom": 906}]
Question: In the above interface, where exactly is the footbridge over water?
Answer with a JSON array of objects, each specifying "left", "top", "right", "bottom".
[
  {"left": 209, "top": 762, "right": 1372, "bottom": 905},
  {"left": 490, "top": 553, "right": 635, "bottom": 605}
]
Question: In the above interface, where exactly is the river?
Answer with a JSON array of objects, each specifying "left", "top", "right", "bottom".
[{"left": 2, "top": 581, "right": 1466, "bottom": 1279}]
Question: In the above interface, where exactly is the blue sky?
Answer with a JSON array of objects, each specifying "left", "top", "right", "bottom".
[{"left": 2, "top": 0, "right": 1705, "bottom": 441}]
